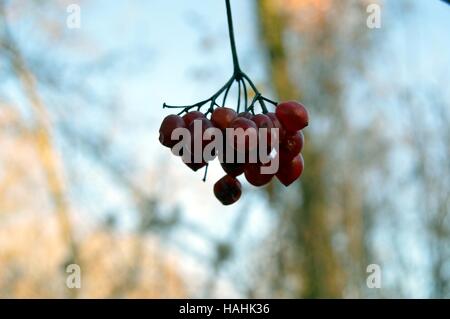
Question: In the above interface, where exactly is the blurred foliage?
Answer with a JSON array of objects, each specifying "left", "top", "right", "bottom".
[
  {"left": 254, "top": 0, "right": 449, "bottom": 298},
  {"left": 0, "top": 0, "right": 186, "bottom": 298}
]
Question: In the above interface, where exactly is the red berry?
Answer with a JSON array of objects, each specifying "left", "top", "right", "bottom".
[
  {"left": 188, "top": 118, "right": 214, "bottom": 148},
  {"left": 252, "top": 113, "right": 275, "bottom": 154},
  {"left": 181, "top": 142, "right": 207, "bottom": 171},
  {"left": 181, "top": 147, "right": 207, "bottom": 171},
  {"left": 266, "top": 112, "right": 287, "bottom": 142},
  {"left": 211, "top": 107, "right": 237, "bottom": 130},
  {"left": 181, "top": 140, "right": 208, "bottom": 170},
  {"left": 238, "top": 112, "right": 253, "bottom": 119},
  {"left": 276, "top": 154, "right": 304, "bottom": 186},
  {"left": 219, "top": 136, "right": 246, "bottom": 176},
  {"left": 276, "top": 101, "right": 309, "bottom": 132},
  {"left": 183, "top": 161, "right": 207, "bottom": 172},
  {"left": 252, "top": 114, "right": 273, "bottom": 130},
  {"left": 244, "top": 162, "right": 274, "bottom": 187},
  {"left": 159, "top": 114, "right": 186, "bottom": 148},
  {"left": 182, "top": 111, "right": 205, "bottom": 127},
  {"left": 228, "top": 117, "right": 258, "bottom": 152},
  {"left": 181, "top": 118, "right": 215, "bottom": 170},
  {"left": 221, "top": 161, "right": 245, "bottom": 177},
  {"left": 279, "top": 131, "right": 304, "bottom": 160},
  {"left": 214, "top": 175, "right": 242, "bottom": 205}
]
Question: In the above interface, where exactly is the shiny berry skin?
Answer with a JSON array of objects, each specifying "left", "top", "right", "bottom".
[
  {"left": 238, "top": 112, "right": 253, "bottom": 120},
  {"left": 211, "top": 107, "right": 237, "bottom": 130},
  {"left": 229, "top": 117, "right": 258, "bottom": 152},
  {"left": 159, "top": 114, "right": 186, "bottom": 148},
  {"left": 252, "top": 114, "right": 273, "bottom": 130},
  {"left": 276, "top": 154, "right": 304, "bottom": 186},
  {"left": 182, "top": 111, "right": 205, "bottom": 127},
  {"left": 276, "top": 101, "right": 309, "bottom": 132},
  {"left": 214, "top": 175, "right": 242, "bottom": 205},
  {"left": 244, "top": 162, "right": 274, "bottom": 187},
  {"left": 279, "top": 131, "right": 304, "bottom": 160},
  {"left": 266, "top": 112, "right": 287, "bottom": 142}
]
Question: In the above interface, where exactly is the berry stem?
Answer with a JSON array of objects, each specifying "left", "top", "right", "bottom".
[
  {"left": 225, "top": 0, "right": 241, "bottom": 75},
  {"left": 261, "top": 96, "right": 278, "bottom": 106},
  {"left": 162, "top": 0, "right": 276, "bottom": 120},
  {"left": 242, "top": 74, "right": 268, "bottom": 113},
  {"left": 237, "top": 77, "right": 241, "bottom": 113},
  {"left": 241, "top": 78, "right": 248, "bottom": 112},
  {"left": 222, "top": 82, "right": 232, "bottom": 106},
  {"left": 202, "top": 163, "right": 209, "bottom": 182}
]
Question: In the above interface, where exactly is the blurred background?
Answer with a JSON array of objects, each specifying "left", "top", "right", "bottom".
[{"left": 0, "top": 0, "right": 449, "bottom": 298}]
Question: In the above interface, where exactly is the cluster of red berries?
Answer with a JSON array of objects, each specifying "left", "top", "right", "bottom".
[{"left": 159, "top": 101, "right": 309, "bottom": 205}]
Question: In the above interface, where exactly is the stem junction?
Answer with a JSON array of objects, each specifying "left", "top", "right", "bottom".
[{"left": 163, "top": 0, "right": 277, "bottom": 116}]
